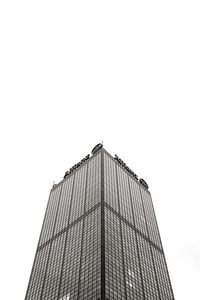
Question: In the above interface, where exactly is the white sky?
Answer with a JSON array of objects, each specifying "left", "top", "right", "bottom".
[{"left": 0, "top": 1, "right": 200, "bottom": 299}]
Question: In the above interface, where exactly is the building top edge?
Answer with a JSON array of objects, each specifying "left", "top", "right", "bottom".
[
  {"left": 102, "top": 148, "right": 150, "bottom": 194},
  {"left": 51, "top": 144, "right": 150, "bottom": 194},
  {"left": 51, "top": 148, "right": 102, "bottom": 191}
]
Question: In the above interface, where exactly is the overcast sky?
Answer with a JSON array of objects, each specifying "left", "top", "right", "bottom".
[{"left": 0, "top": 1, "right": 200, "bottom": 299}]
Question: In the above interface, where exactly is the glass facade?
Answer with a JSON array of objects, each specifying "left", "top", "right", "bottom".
[{"left": 25, "top": 147, "right": 174, "bottom": 300}]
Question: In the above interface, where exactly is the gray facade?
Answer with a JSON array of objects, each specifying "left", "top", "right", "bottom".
[{"left": 25, "top": 146, "right": 174, "bottom": 300}]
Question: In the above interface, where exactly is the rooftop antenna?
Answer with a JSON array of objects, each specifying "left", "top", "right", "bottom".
[
  {"left": 102, "top": 141, "right": 103, "bottom": 146},
  {"left": 52, "top": 180, "right": 56, "bottom": 188}
]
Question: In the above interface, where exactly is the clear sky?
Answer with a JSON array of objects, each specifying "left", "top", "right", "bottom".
[{"left": 0, "top": 1, "right": 200, "bottom": 299}]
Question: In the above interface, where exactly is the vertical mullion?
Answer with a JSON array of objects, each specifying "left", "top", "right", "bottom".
[
  {"left": 115, "top": 164, "right": 128, "bottom": 300},
  {"left": 77, "top": 163, "right": 89, "bottom": 298},
  {"left": 101, "top": 150, "right": 105, "bottom": 300},
  {"left": 57, "top": 174, "right": 76, "bottom": 300},
  {"left": 40, "top": 184, "right": 63, "bottom": 300},
  {"left": 149, "top": 193, "right": 175, "bottom": 299},
  {"left": 139, "top": 185, "right": 161, "bottom": 300},
  {"left": 128, "top": 176, "right": 145, "bottom": 299}
]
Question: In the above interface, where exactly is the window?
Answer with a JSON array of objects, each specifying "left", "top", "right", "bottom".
[{"left": 60, "top": 293, "right": 70, "bottom": 300}]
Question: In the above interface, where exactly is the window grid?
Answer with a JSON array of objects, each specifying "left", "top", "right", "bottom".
[
  {"left": 129, "top": 176, "right": 148, "bottom": 236},
  {"left": 137, "top": 235, "right": 160, "bottom": 299},
  {"left": 117, "top": 166, "right": 133, "bottom": 225},
  {"left": 140, "top": 188, "right": 162, "bottom": 249},
  {"left": 54, "top": 176, "right": 74, "bottom": 234},
  {"left": 152, "top": 248, "right": 174, "bottom": 299},
  {"left": 104, "top": 154, "right": 119, "bottom": 212},
  {"left": 105, "top": 208, "right": 126, "bottom": 300},
  {"left": 121, "top": 222, "right": 144, "bottom": 299},
  {"left": 70, "top": 166, "right": 87, "bottom": 223},
  {"left": 41, "top": 234, "right": 66, "bottom": 299},
  {"left": 85, "top": 153, "right": 101, "bottom": 212},
  {"left": 39, "top": 186, "right": 62, "bottom": 246},
  {"left": 25, "top": 245, "right": 50, "bottom": 300},
  {"left": 78, "top": 208, "right": 101, "bottom": 299},
  {"left": 58, "top": 221, "right": 83, "bottom": 299}
]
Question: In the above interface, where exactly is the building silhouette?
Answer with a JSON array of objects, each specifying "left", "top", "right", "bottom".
[{"left": 25, "top": 144, "right": 174, "bottom": 300}]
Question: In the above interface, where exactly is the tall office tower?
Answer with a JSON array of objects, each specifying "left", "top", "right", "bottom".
[{"left": 25, "top": 144, "right": 174, "bottom": 300}]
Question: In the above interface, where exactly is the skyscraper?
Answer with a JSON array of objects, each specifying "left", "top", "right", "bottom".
[{"left": 25, "top": 144, "right": 174, "bottom": 300}]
